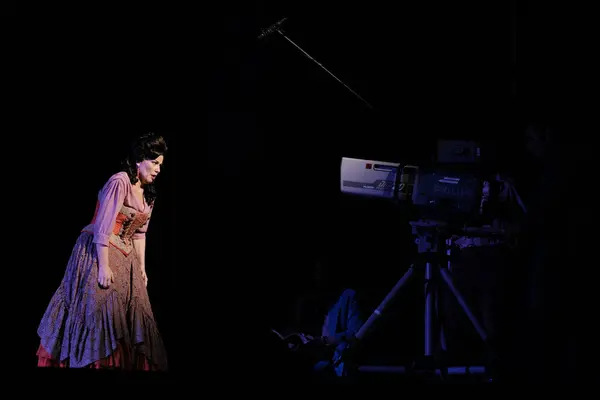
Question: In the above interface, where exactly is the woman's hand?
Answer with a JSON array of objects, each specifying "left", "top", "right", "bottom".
[
  {"left": 98, "top": 264, "right": 114, "bottom": 289},
  {"left": 141, "top": 269, "right": 148, "bottom": 287}
]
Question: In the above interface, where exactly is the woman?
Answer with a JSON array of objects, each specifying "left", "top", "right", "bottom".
[{"left": 36, "top": 133, "right": 169, "bottom": 371}]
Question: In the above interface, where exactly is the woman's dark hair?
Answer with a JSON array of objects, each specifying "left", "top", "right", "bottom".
[{"left": 121, "top": 132, "right": 168, "bottom": 206}]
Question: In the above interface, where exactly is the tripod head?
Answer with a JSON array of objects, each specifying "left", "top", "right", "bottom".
[{"left": 410, "top": 219, "right": 449, "bottom": 255}]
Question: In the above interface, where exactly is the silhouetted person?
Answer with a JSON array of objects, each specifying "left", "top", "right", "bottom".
[
  {"left": 442, "top": 169, "right": 525, "bottom": 380},
  {"left": 272, "top": 255, "right": 363, "bottom": 379},
  {"left": 512, "top": 118, "right": 576, "bottom": 382}
]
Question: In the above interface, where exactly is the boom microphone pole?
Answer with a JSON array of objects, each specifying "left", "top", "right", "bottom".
[{"left": 257, "top": 17, "right": 374, "bottom": 110}]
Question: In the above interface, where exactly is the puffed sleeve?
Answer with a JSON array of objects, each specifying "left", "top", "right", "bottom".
[
  {"left": 92, "top": 173, "right": 129, "bottom": 246},
  {"left": 132, "top": 204, "right": 153, "bottom": 240}
]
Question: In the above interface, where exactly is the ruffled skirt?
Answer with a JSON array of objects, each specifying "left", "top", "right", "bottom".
[{"left": 36, "top": 232, "right": 168, "bottom": 370}]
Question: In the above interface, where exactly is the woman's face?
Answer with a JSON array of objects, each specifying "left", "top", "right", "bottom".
[{"left": 138, "top": 155, "right": 164, "bottom": 185}]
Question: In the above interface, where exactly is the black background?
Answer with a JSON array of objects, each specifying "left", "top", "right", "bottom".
[{"left": 6, "top": 0, "right": 584, "bottom": 383}]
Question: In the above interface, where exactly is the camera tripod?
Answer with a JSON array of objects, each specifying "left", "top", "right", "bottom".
[{"left": 353, "top": 219, "right": 489, "bottom": 378}]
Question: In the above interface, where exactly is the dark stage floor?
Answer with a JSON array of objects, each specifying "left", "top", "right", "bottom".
[{"left": 19, "top": 366, "right": 538, "bottom": 385}]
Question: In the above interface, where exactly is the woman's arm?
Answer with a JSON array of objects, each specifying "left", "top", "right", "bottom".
[
  {"left": 93, "top": 173, "right": 128, "bottom": 288},
  {"left": 133, "top": 238, "right": 146, "bottom": 271},
  {"left": 132, "top": 204, "right": 153, "bottom": 286}
]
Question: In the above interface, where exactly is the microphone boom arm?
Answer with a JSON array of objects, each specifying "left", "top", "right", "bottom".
[{"left": 260, "top": 18, "right": 374, "bottom": 110}]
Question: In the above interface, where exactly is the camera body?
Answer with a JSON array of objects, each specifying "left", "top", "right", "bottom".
[{"left": 341, "top": 140, "right": 484, "bottom": 221}]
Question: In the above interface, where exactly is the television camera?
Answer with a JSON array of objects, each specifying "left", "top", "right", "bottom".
[
  {"left": 340, "top": 140, "right": 486, "bottom": 226},
  {"left": 340, "top": 140, "right": 500, "bottom": 379}
]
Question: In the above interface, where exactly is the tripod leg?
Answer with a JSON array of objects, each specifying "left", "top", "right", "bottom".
[
  {"left": 436, "top": 287, "right": 447, "bottom": 353},
  {"left": 425, "top": 262, "right": 435, "bottom": 357},
  {"left": 421, "top": 262, "right": 444, "bottom": 377},
  {"left": 439, "top": 268, "right": 488, "bottom": 342},
  {"left": 441, "top": 246, "right": 451, "bottom": 352},
  {"left": 355, "top": 265, "right": 415, "bottom": 340},
  {"left": 435, "top": 282, "right": 449, "bottom": 379}
]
